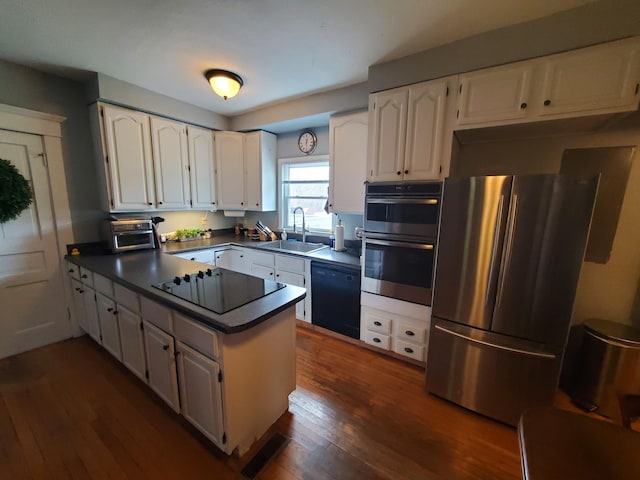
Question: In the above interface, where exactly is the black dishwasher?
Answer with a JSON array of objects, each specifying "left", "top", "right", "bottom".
[{"left": 311, "top": 261, "right": 361, "bottom": 339}]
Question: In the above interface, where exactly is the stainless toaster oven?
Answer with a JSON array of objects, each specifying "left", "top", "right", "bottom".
[{"left": 105, "top": 219, "right": 155, "bottom": 253}]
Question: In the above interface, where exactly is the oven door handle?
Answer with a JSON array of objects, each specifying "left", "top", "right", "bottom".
[
  {"left": 366, "top": 198, "right": 439, "bottom": 205},
  {"left": 365, "top": 238, "right": 434, "bottom": 250},
  {"left": 115, "top": 230, "right": 154, "bottom": 236}
]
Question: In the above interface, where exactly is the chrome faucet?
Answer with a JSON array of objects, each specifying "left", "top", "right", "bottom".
[{"left": 292, "top": 206, "right": 307, "bottom": 243}]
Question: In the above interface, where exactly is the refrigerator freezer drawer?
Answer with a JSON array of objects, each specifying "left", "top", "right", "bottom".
[{"left": 426, "top": 318, "right": 562, "bottom": 426}]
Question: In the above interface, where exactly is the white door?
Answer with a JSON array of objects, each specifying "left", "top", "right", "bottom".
[
  {"left": 214, "top": 131, "right": 245, "bottom": 209},
  {"left": 96, "top": 293, "right": 122, "bottom": 360},
  {"left": 0, "top": 130, "right": 70, "bottom": 359},
  {"left": 150, "top": 117, "right": 190, "bottom": 210},
  {"left": 102, "top": 105, "right": 155, "bottom": 211},
  {"left": 187, "top": 126, "right": 217, "bottom": 209},
  {"left": 143, "top": 320, "right": 180, "bottom": 412},
  {"left": 404, "top": 78, "right": 449, "bottom": 180},
  {"left": 367, "top": 89, "right": 408, "bottom": 182},
  {"left": 177, "top": 341, "right": 225, "bottom": 447},
  {"left": 118, "top": 305, "right": 147, "bottom": 381}
]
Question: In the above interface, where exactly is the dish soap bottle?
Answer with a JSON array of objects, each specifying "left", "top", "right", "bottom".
[{"left": 329, "top": 229, "right": 335, "bottom": 249}]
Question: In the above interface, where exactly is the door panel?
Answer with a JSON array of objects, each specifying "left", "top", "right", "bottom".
[
  {"left": 96, "top": 293, "right": 121, "bottom": 360},
  {"left": 144, "top": 320, "right": 180, "bottom": 412},
  {"left": 118, "top": 305, "right": 146, "bottom": 381},
  {"left": 432, "top": 176, "right": 512, "bottom": 330},
  {"left": 188, "top": 126, "right": 216, "bottom": 209},
  {"left": 150, "top": 117, "right": 190, "bottom": 209},
  {"left": 491, "top": 174, "right": 598, "bottom": 345},
  {"left": 0, "top": 130, "right": 70, "bottom": 359}
]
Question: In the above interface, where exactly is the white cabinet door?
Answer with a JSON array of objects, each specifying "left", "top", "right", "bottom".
[
  {"left": 71, "top": 279, "right": 88, "bottom": 333},
  {"left": 150, "top": 116, "right": 190, "bottom": 210},
  {"left": 176, "top": 341, "right": 225, "bottom": 447},
  {"left": 117, "top": 305, "right": 147, "bottom": 381},
  {"left": 276, "top": 269, "right": 305, "bottom": 320},
  {"left": 187, "top": 126, "right": 217, "bottom": 210},
  {"left": 213, "top": 249, "right": 232, "bottom": 269},
  {"left": 102, "top": 105, "right": 155, "bottom": 211},
  {"left": 539, "top": 38, "right": 640, "bottom": 118},
  {"left": 404, "top": 79, "right": 449, "bottom": 180},
  {"left": 457, "top": 62, "right": 533, "bottom": 126},
  {"left": 214, "top": 131, "right": 245, "bottom": 209},
  {"left": 367, "top": 89, "right": 408, "bottom": 182},
  {"left": 229, "top": 249, "right": 251, "bottom": 274},
  {"left": 143, "top": 320, "right": 180, "bottom": 412},
  {"left": 245, "top": 131, "right": 277, "bottom": 212},
  {"left": 83, "top": 287, "right": 102, "bottom": 343},
  {"left": 96, "top": 293, "right": 122, "bottom": 360},
  {"left": 329, "top": 110, "right": 368, "bottom": 214}
]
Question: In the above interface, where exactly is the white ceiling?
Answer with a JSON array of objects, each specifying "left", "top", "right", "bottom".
[{"left": 0, "top": 0, "right": 592, "bottom": 117}]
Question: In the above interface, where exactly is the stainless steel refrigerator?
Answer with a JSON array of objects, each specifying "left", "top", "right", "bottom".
[{"left": 426, "top": 174, "right": 598, "bottom": 426}]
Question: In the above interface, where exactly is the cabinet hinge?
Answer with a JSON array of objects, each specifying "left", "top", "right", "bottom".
[
  {"left": 459, "top": 84, "right": 462, "bottom": 94},
  {"left": 222, "top": 432, "right": 227, "bottom": 444},
  {"left": 303, "top": 278, "right": 306, "bottom": 286},
  {"left": 139, "top": 322, "right": 144, "bottom": 331},
  {"left": 439, "top": 166, "right": 442, "bottom": 174},
  {"left": 145, "top": 370, "right": 149, "bottom": 380},
  {"left": 446, "top": 86, "right": 449, "bottom": 96},
  {"left": 187, "top": 165, "right": 191, "bottom": 172},
  {"left": 190, "top": 199, "right": 193, "bottom": 206},
  {"left": 218, "top": 371, "right": 223, "bottom": 382},
  {"left": 456, "top": 110, "right": 459, "bottom": 119},
  {"left": 635, "top": 83, "right": 639, "bottom": 95},
  {"left": 36, "top": 152, "right": 48, "bottom": 167},
  {"left": 105, "top": 154, "right": 109, "bottom": 164},
  {"left": 100, "top": 107, "right": 104, "bottom": 117},
  {"left": 94, "top": 293, "right": 97, "bottom": 301},
  {"left": 67, "top": 307, "right": 72, "bottom": 321},
  {"left": 99, "top": 334, "right": 103, "bottom": 342}
]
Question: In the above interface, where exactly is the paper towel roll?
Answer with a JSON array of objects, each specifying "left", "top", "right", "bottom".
[{"left": 334, "top": 221, "right": 345, "bottom": 251}]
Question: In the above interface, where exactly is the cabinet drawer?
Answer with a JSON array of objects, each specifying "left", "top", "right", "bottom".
[
  {"left": 396, "top": 321, "right": 427, "bottom": 343},
  {"left": 276, "top": 254, "right": 305, "bottom": 274},
  {"left": 174, "top": 312, "right": 219, "bottom": 360},
  {"left": 251, "top": 250, "right": 275, "bottom": 267},
  {"left": 362, "top": 310, "right": 392, "bottom": 335},
  {"left": 114, "top": 283, "right": 140, "bottom": 313},
  {"left": 67, "top": 261, "right": 80, "bottom": 280},
  {"left": 363, "top": 330, "right": 391, "bottom": 350},
  {"left": 93, "top": 273, "right": 114, "bottom": 297},
  {"left": 79, "top": 267, "right": 94, "bottom": 287},
  {"left": 140, "top": 296, "right": 173, "bottom": 333},
  {"left": 393, "top": 339, "right": 426, "bottom": 362},
  {"left": 251, "top": 264, "right": 275, "bottom": 280}
]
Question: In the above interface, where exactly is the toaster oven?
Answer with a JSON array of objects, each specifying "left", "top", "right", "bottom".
[{"left": 105, "top": 219, "right": 155, "bottom": 253}]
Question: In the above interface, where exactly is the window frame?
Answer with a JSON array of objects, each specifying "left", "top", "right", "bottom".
[{"left": 278, "top": 155, "right": 331, "bottom": 234}]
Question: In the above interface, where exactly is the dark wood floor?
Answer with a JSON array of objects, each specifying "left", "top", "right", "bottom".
[{"left": 0, "top": 327, "right": 595, "bottom": 479}]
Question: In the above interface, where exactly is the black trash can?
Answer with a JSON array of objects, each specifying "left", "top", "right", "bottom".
[{"left": 569, "top": 319, "right": 640, "bottom": 418}]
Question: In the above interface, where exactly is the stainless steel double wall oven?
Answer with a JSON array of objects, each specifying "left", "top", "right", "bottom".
[{"left": 362, "top": 181, "right": 442, "bottom": 306}]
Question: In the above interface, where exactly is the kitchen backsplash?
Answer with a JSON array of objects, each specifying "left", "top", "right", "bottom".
[{"left": 111, "top": 210, "right": 236, "bottom": 235}]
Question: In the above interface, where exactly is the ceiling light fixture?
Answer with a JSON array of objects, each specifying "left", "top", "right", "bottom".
[{"left": 204, "top": 69, "right": 244, "bottom": 100}]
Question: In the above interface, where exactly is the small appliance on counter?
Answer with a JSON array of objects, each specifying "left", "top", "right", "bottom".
[{"left": 103, "top": 218, "right": 155, "bottom": 253}]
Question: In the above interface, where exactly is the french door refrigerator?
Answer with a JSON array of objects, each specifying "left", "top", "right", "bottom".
[{"left": 426, "top": 174, "right": 598, "bottom": 426}]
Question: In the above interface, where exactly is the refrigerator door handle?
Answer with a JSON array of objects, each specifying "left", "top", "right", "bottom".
[
  {"left": 496, "top": 194, "right": 518, "bottom": 308},
  {"left": 365, "top": 238, "right": 434, "bottom": 250},
  {"left": 486, "top": 194, "right": 505, "bottom": 305},
  {"left": 434, "top": 324, "right": 557, "bottom": 359}
]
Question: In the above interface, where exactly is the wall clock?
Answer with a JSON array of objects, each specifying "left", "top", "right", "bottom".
[{"left": 298, "top": 130, "right": 317, "bottom": 154}]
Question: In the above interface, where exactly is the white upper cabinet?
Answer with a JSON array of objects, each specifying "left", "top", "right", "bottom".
[
  {"left": 245, "top": 131, "right": 277, "bottom": 211},
  {"left": 368, "top": 76, "right": 454, "bottom": 182},
  {"left": 215, "top": 130, "right": 277, "bottom": 212},
  {"left": 150, "top": 116, "right": 190, "bottom": 210},
  {"left": 404, "top": 78, "right": 449, "bottom": 181},
  {"left": 457, "top": 61, "right": 533, "bottom": 126},
  {"left": 101, "top": 105, "right": 155, "bottom": 210},
  {"left": 329, "top": 110, "right": 368, "bottom": 214},
  {"left": 214, "top": 131, "right": 246, "bottom": 210},
  {"left": 187, "top": 126, "right": 217, "bottom": 210},
  {"left": 367, "top": 89, "right": 407, "bottom": 182},
  {"left": 538, "top": 38, "right": 640, "bottom": 118}
]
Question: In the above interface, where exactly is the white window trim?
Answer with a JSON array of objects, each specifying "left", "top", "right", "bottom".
[{"left": 278, "top": 154, "right": 330, "bottom": 233}]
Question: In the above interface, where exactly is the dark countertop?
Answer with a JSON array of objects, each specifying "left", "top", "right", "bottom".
[
  {"left": 161, "top": 233, "right": 362, "bottom": 268},
  {"left": 66, "top": 250, "right": 306, "bottom": 335}
]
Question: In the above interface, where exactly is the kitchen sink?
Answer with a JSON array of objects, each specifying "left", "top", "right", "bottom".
[{"left": 256, "top": 240, "right": 328, "bottom": 254}]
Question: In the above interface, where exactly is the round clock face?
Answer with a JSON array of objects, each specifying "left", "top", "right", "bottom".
[{"left": 298, "top": 131, "right": 317, "bottom": 154}]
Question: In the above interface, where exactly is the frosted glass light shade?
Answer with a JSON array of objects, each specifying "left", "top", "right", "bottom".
[{"left": 205, "top": 69, "right": 243, "bottom": 100}]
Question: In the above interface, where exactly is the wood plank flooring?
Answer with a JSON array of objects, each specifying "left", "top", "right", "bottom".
[{"left": 0, "top": 327, "right": 596, "bottom": 479}]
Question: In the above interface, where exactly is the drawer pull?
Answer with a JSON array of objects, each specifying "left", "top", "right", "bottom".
[
  {"left": 404, "top": 347, "right": 414, "bottom": 354},
  {"left": 163, "top": 345, "right": 170, "bottom": 351},
  {"left": 81, "top": 274, "right": 88, "bottom": 279},
  {"left": 68, "top": 268, "right": 74, "bottom": 273},
  {"left": 373, "top": 337, "right": 381, "bottom": 343},
  {"left": 405, "top": 330, "right": 415, "bottom": 336},
  {"left": 374, "top": 321, "right": 382, "bottom": 327},
  {"left": 107, "top": 307, "right": 113, "bottom": 312}
]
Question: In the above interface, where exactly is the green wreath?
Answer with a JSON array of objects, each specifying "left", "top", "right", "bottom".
[{"left": 0, "top": 158, "right": 33, "bottom": 223}]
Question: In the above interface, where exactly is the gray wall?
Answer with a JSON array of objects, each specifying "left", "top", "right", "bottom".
[
  {"left": 0, "top": 60, "right": 100, "bottom": 242},
  {"left": 369, "top": 0, "right": 640, "bottom": 92}
]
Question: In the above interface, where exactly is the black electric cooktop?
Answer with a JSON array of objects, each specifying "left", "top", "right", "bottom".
[{"left": 152, "top": 268, "right": 286, "bottom": 315}]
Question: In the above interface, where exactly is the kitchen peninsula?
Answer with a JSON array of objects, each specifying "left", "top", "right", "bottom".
[{"left": 66, "top": 249, "right": 305, "bottom": 456}]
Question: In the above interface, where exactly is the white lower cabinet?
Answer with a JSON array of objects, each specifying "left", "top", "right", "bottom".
[
  {"left": 117, "top": 305, "right": 147, "bottom": 381},
  {"left": 360, "top": 293, "right": 431, "bottom": 362},
  {"left": 176, "top": 341, "right": 225, "bottom": 448},
  {"left": 71, "top": 279, "right": 88, "bottom": 333},
  {"left": 83, "top": 287, "right": 102, "bottom": 343},
  {"left": 96, "top": 293, "right": 122, "bottom": 360},
  {"left": 143, "top": 320, "right": 180, "bottom": 412}
]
